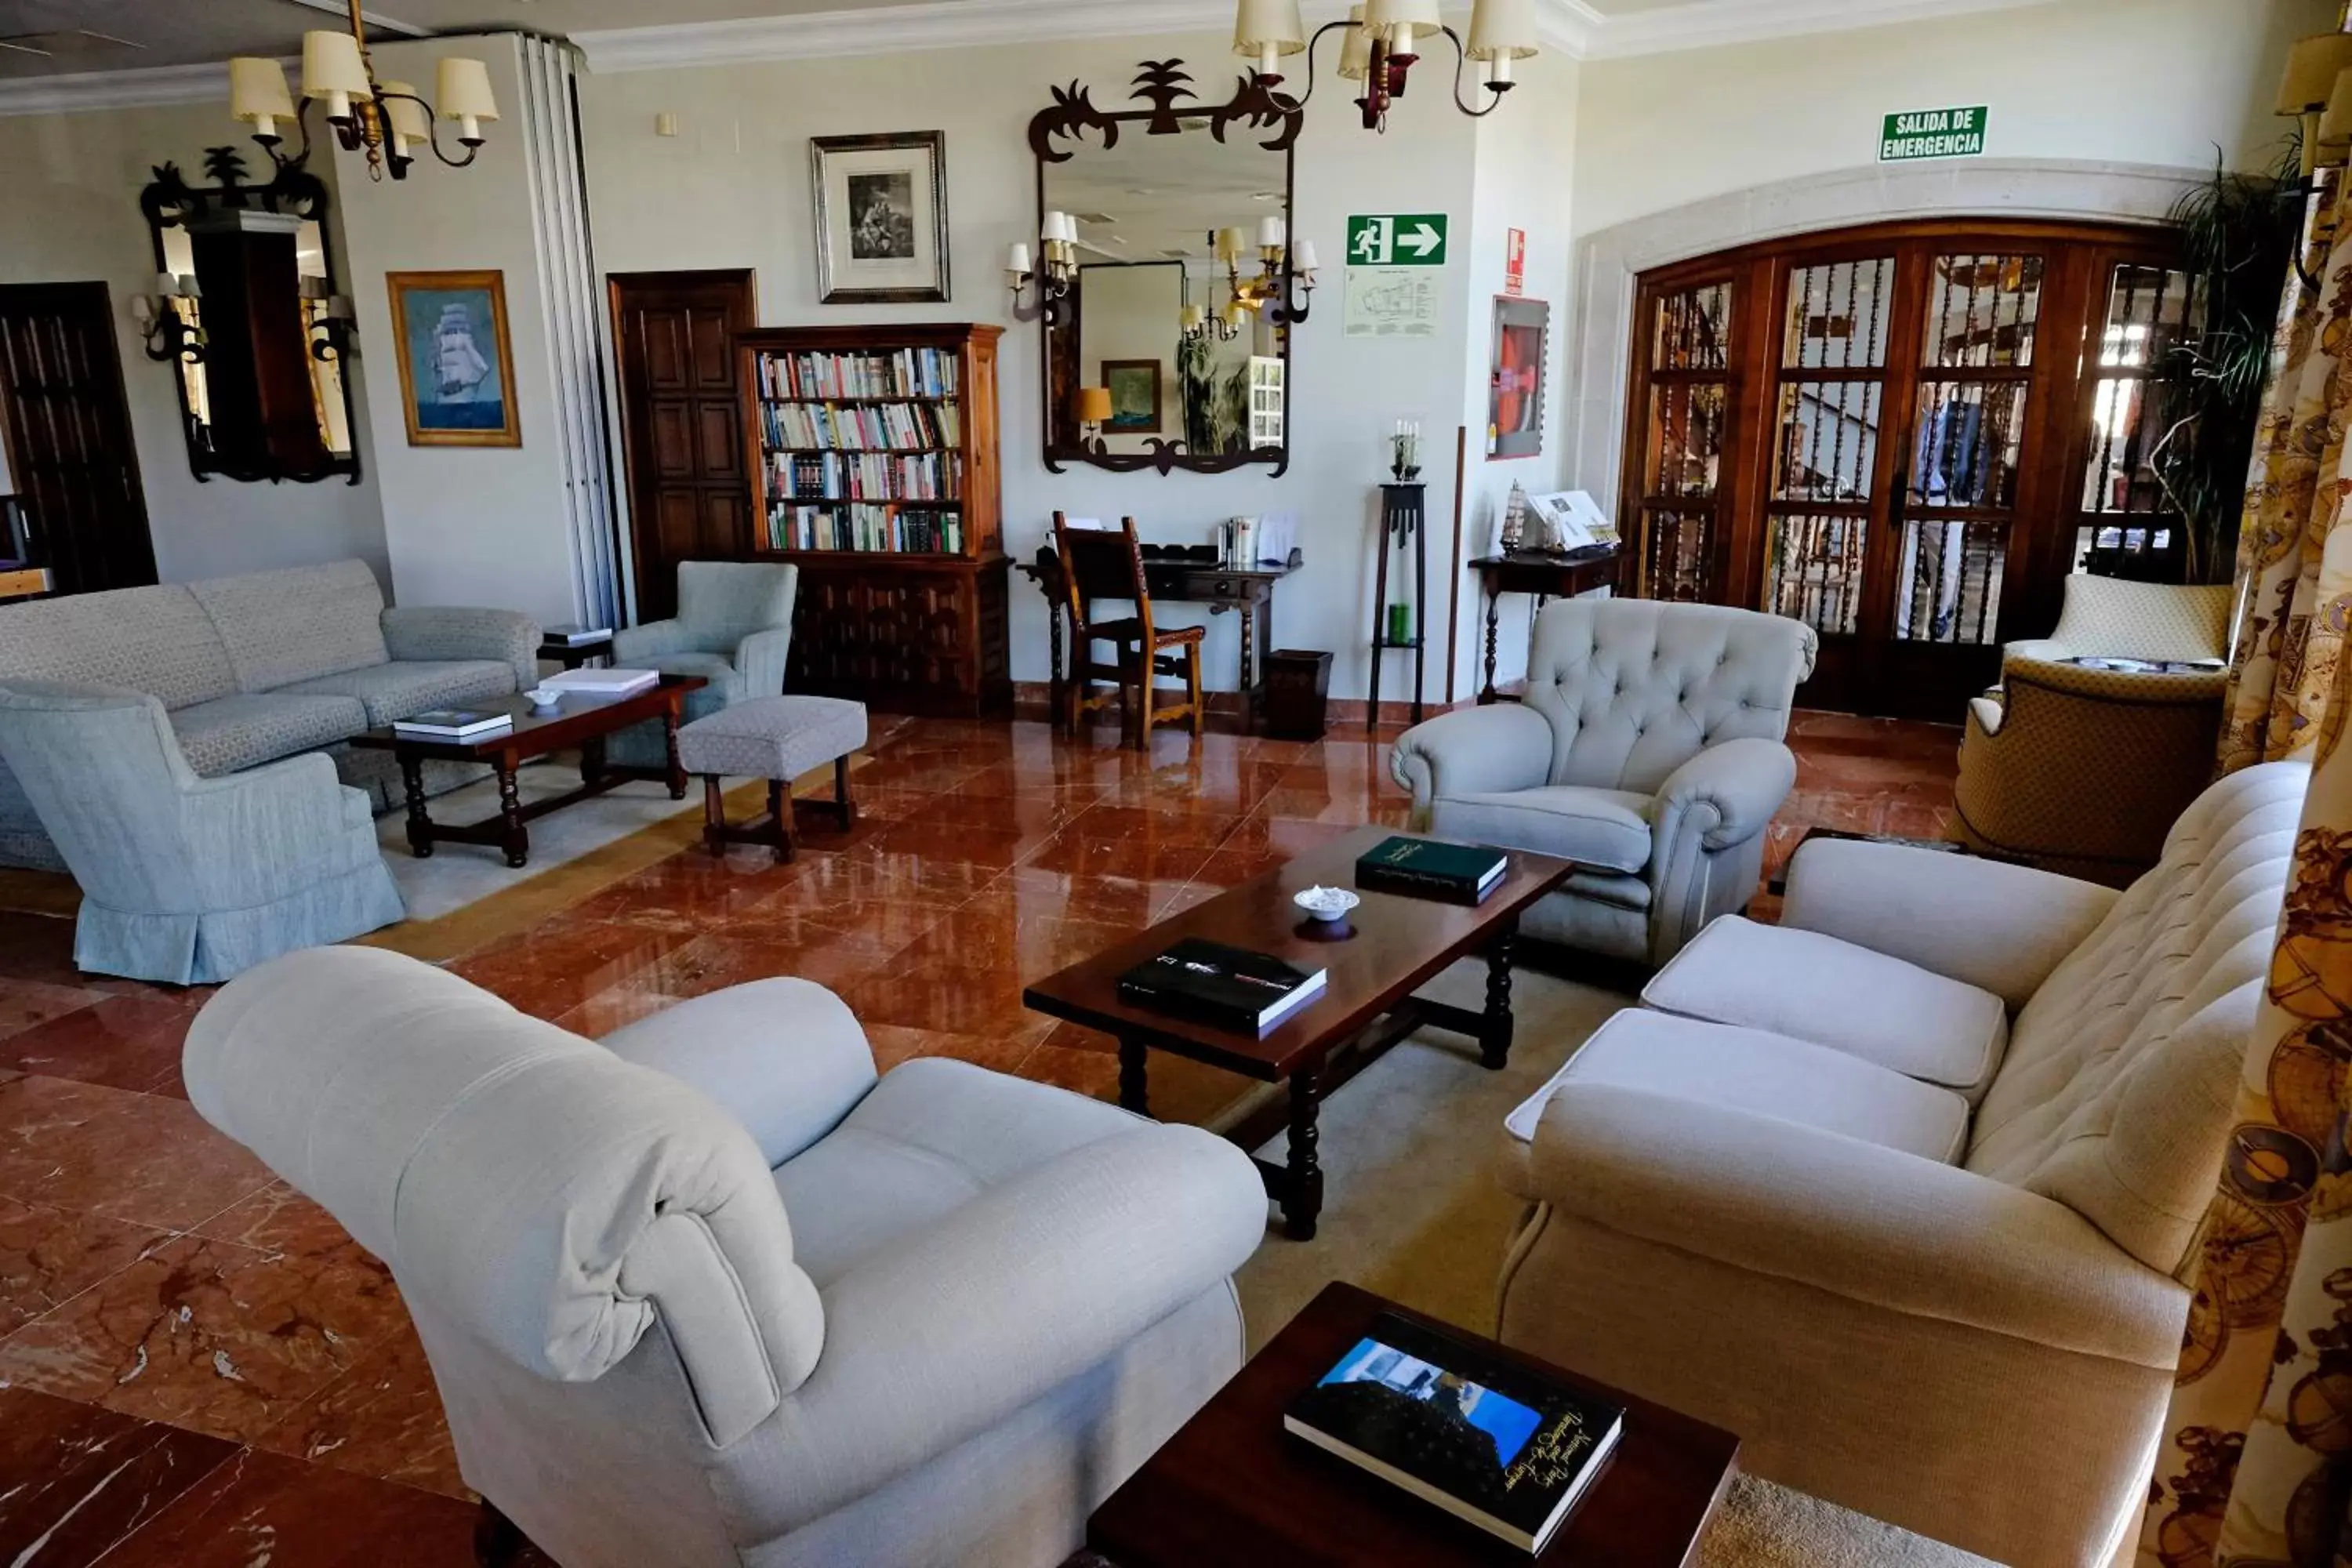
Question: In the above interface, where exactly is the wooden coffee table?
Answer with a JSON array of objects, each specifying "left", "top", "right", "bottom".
[
  {"left": 1087, "top": 1282, "right": 1739, "bottom": 1566},
  {"left": 1022, "top": 826, "right": 1573, "bottom": 1240},
  {"left": 348, "top": 674, "right": 704, "bottom": 869}
]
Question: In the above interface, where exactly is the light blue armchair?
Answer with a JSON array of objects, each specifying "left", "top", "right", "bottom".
[
  {"left": 607, "top": 561, "right": 799, "bottom": 767},
  {"left": 1392, "top": 598, "right": 1816, "bottom": 967},
  {"left": 0, "top": 680, "right": 404, "bottom": 985}
]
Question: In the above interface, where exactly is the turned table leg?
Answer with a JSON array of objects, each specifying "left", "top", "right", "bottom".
[
  {"left": 1117, "top": 1035, "right": 1151, "bottom": 1116},
  {"left": 661, "top": 698, "right": 688, "bottom": 800},
  {"left": 495, "top": 753, "right": 528, "bottom": 869},
  {"left": 1481, "top": 924, "right": 1517, "bottom": 1070},
  {"left": 1283, "top": 1064, "right": 1324, "bottom": 1241},
  {"left": 398, "top": 753, "right": 434, "bottom": 858}
]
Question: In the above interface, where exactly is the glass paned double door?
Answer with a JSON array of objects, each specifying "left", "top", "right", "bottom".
[{"left": 1624, "top": 221, "right": 2183, "bottom": 717}]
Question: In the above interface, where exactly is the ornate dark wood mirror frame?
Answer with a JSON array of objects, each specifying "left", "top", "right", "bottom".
[
  {"left": 139, "top": 147, "right": 361, "bottom": 486},
  {"left": 1029, "top": 60, "right": 1304, "bottom": 477}
]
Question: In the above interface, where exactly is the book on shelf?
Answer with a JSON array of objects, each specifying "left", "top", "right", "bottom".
[
  {"left": 1356, "top": 836, "right": 1509, "bottom": 906},
  {"left": 1283, "top": 1310, "right": 1624, "bottom": 1555},
  {"left": 768, "top": 450, "right": 962, "bottom": 504},
  {"left": 1115, "top": 938, "right": 1327, "bottom": 1036},
  {"left": 392, "top": 709, "right": 514, "bottom": 739},
  {"left": 542, "top": 667, "right": 659, "bottom": 697},
  {"left": 757, "top": 400, "right": 962, "bottom": 452},
  {"left": 541, "top": 624, "right": 612, "bottom": 645},
  {"left": 755, "top": 347, "right": 960, "bottom": 401},
  {"left": 771, "top": 505, "right": 965, "bottom": 555}
]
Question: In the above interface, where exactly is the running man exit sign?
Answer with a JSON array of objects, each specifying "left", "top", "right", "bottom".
[
  {"left": 1347, "top": 214, "right": 1449, "bottom": 267},
  {"left": 1879, "top": 105, "right": 1989, "bottom": 162}
]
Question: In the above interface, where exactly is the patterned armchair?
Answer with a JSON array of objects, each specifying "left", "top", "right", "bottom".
[
  {"left": 1955, "top": 577, "right": 2231, "bottom": 884},
  {"left": 607, "top": 562, "right": 798, "bottom": 768},
  {"left": 0, "top": 680, "right": 404, "bottom": 983}
]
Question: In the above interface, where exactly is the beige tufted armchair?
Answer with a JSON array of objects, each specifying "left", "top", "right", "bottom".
[
  {"left": 1955, "top": 576, "right": 2232, "bottom": 884},
  {"left": 1392, "top": 598, "right": 1817, "bottom": 967}
]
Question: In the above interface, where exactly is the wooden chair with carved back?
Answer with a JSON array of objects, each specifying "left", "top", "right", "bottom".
[{"left": 1051, "top": 514, "right": 1205, "bottom": 750}]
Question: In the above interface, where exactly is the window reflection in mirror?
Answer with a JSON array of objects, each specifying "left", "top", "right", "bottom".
[{"left": 1043, "top": 120, "right": 1290, "bottom": 467}]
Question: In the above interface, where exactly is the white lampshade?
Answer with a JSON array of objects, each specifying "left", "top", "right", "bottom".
[
  {"left": 1338, "top": 4, "right": 1372, "bottom": 80},
  {"left": 1180, "top": 304, "right": 1207, "bottom": 330},
  {"left": 1258, "top": 215, "right": 1287, "bottom": 249},
  {"left": 1232, "top": 0, "right": 1306, "bottom": 54},
  {"left": 154, "top": 271, "right": 183, "bottom": 299},
  {"left": 378, "top": 80, "right": 432, "bottom": 142},
  {"left": 1293, "top": 239, "right": 1319, "bottom": 273},
  {"left": 1215, "top": 226, "right": 1247, "bottom": 263},
  {"left": 228, "top": 56, "right": 296, "bottom": 124},
  {"left": 436, "top": 56, "right": 500, "bottom": 122},
  {"left": 1367, "top": 0, "right": 1442, "bottom": 45},
  {"left": 300, "top": 30, "right": 369, "bottom": 101},
  {"left": 2280, "top": 33, "right": 2352, "bottom": 114},
  {"left": 1007, "top": 241, "right": 1033, "bottom": 274},
  {"left": 1467, "top": 0, "right": 1540, "bottom": 60}
]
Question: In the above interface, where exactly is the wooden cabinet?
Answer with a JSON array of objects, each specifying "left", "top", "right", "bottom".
[{"left": 737, "top": 321, "right": 1008, "bottom": 717}]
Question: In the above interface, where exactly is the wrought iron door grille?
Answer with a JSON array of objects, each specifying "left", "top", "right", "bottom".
[{"left": 1636, "top": 280, "right": 1733, "bottom": 600}]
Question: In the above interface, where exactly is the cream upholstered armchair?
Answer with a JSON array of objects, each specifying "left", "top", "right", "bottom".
[
  {"left": 608, "top": 561, "right": 799, "bottom": 767},
  {"left": 1494, "top": 760, "right": 2307, "bottom": 1568},
  {"left": 1391, "top": 598, "right": 1817, "bottom": 967},
  {"left": 183, "top": 948, "right": 1265, "bottom": 1568},
  {"left": 1955, "top": 576, "right": 2232, "bottom": 883}
]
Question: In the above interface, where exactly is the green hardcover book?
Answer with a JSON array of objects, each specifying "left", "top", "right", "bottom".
[{"left": 1356, "top": 836, "right": 1509, "bottom": 906}]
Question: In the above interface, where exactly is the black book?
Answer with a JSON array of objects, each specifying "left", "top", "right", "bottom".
[
  {"left": 1284, "top": 1312, "right": 1624, "bottom": 1554},
  {"left": 392, "top": 708, "right": 514, "bottom": 739},
  {"left": 1116, "top": 938, "right": 1327, "bottom": 1036},
  {"left": 1356, "top": 836, "right": 1509, "bottom": 906}
]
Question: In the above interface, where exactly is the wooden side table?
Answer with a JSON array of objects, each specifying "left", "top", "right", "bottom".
[
  {"left": 539, "top": 632, "right": 614, "bottom": 670},
  {"left": 1470, "top": 550, "right": 1628, "bottom": 703},
  {"left": 1087, "top": 1282, "right": 1738, "bottom": 1566}
]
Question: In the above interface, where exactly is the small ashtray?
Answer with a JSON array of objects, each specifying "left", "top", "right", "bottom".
[
  {"left": 525, "top": 688, "right": 562, "bottom": 712},
  {"left": 1293, "top": 885, "right": 1360, "bottom": 924}
]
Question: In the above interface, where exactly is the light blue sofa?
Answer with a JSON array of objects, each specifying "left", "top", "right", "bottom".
[
  {"left": 0, "top": 559, "right": 537, "bottom": 871},
  {"left": 606, "top": 561, "right": 797, "bottom": 768},
  {"left": 0, "top": 681, "right": 405, "bottom": 983}
]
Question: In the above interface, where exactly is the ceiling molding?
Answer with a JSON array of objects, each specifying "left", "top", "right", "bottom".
[
  {"left": 1571, "top": 0, "right": 2063, "bottom": 60},
  {"left": 0, "top": 58, "right": 255, "bottom": 117}
]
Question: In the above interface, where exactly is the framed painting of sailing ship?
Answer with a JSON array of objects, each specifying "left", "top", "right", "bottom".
[{"left": 387, "top": 270, "right": 521, "bottom": 448}]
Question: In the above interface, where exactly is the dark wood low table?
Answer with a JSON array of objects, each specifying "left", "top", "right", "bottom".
[
  {"left": 1088, "top": 1282, "right": 1739, "bottom": 1566},
  {"left": 1022, "top": 827, "right": 1573, "bottom": 1240},
  {"left": 348, "top": 675, "right": 704, "bottom": 869}
]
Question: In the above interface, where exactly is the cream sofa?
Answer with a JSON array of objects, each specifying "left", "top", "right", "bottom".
[
  {"left": 0, "top": 559, "right": 536, "bottom": 870},
  {"left": 1495, "top": 760, "right": 2307, "bottom": 1568},
  {"left": 184, "top": 947, "right": 1267, "bottom": 1568}
]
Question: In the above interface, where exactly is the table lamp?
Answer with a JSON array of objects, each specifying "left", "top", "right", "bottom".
[{"left": 1075, "top": 385, "right": 1113, "bottom": 442}]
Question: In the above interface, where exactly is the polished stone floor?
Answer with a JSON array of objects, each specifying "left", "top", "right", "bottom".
[{"left": 0, "top": 709, "right": 1955, "bottom": 1564}]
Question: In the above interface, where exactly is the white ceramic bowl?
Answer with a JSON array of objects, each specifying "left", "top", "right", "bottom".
[
  {"left": 526, "top": 687, "right": 562, "bottom": 710},
  {"left": 1294, "top": 885, "right": 1360, "bottom": 923}
]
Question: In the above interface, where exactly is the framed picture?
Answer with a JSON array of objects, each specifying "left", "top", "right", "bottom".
[
  {"left": 1487, "top": 296, "right": 1550, "bottom": 460},
  {"left": 810, "top": 131, "right": 950, "bottom": 304},
  {"left": 1102, "top": 359, "right": 1163, "bottom": 433},
  {"left": 386, "top": 270, "right": 520, "bottom": 448}
]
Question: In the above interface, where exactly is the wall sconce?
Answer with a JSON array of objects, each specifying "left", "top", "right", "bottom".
[
  {"left": 1074, "top": 385, "right": 1112, "bottom": 443},
  {"left": 132, "top": 273, "right": 205, "bottom": 362},
  {"left": 1010, "top": 210, "right": 1080, "bottom": 322}
]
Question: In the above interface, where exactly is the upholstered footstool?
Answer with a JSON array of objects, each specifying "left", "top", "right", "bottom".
[{"left": 673, "top": 695, "right": 865, "bottom": 862}]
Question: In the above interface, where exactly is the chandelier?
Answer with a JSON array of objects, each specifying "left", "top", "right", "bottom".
[
  {"left": 227, "top": 0, "right": 499, "bottom": 183},
  {"left": 1234, "top": 0, "right": 1538, "bottom": 132},
  {"left": 1181, "top": 220, "right": 1321, "bottom": 341}
]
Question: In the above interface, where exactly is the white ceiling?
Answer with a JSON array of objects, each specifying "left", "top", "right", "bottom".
[{"left": 0, "top": 0, "right": 2065, "bottom": 83}]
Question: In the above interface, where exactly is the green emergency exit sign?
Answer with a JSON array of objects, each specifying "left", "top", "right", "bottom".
[{"left": 1879, "top": 105, "right": 1989, "bottom": 162}]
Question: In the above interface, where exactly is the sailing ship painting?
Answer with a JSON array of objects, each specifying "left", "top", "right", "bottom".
[{"left": 387, "top": 270, "right": 521, "bottom": 447}]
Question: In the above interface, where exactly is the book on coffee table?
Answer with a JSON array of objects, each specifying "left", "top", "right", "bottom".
[
  {"left": 1356, "top": 836, "right": 1509, "bottom": 906},
  {"left": 542, "top": 623, "right": 613, "bottom": 645},
  {"left": 1284, "top": 1309, "right": 1624, "bottom": 1554},
  {"left": 542, "top": 667, "right": 659, "bottom": 698},
  {"left": 393, "top": 708, "right": 515, "bottom": 739},
  {"left": 1116, "top": 938, "right": 1327, "bottom": 1036}
]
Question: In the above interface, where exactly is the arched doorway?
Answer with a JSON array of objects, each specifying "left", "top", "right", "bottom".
[{"left": 1619, "top": 218, "right": 2194, "bottom": 717}]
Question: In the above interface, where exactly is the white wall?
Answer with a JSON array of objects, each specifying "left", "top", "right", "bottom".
[
  {"left": 1572, "top": 0, "right": 2324, "bottom": 243},
  {"left": 329, "top": 33, "right": 590, "bottom": 629},
  {"left": 578, "top": 29, "right": 1489, "bottom": 703},
  {"left": 0, "top": 102, "right": 388, "bottom": 585}
]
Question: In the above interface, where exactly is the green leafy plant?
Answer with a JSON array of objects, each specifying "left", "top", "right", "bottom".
[{"left": 2150, "top": 143, "right": 2303, "bottom": 583}]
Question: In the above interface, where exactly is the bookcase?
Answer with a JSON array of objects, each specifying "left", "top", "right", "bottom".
[{"left": 737, "top": 321, "right": 1010, "bottom": 718}]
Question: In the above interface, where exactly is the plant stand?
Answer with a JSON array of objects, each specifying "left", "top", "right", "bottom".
[{"left": 1367, "top": 481, "right": 1427, "bottom": 731}]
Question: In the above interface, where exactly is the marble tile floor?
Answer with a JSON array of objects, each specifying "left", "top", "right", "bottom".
[{"left": 0, "top": 709, "right": 1956, "bottom": 1565}]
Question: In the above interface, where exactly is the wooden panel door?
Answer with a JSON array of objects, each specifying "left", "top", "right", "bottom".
[
  {"left": 0, "top": 282, "right": 156, "bottom": 596},
  {"left": 608, "top": 269, "right": 755, "bottom": 622}
]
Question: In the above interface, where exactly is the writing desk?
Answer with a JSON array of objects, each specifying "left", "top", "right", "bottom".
[
  {"left": 1471, "top": 547, "right": 1628, "bottom": 703},
  {"left": 1018, "top": 548, "right": 1302, "bottom": 731}
]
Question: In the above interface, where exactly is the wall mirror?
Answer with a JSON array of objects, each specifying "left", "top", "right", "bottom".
[
  {"left": 138, "top": 147, "right": 360, "bottom": 485},
  {"left": 1029, "top": 61, "right": 1306, "bottom": 476}
]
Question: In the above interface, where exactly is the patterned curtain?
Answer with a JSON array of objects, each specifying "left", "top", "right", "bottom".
[
  {"left": 2142, "top": 86, "right": 2352, "bottom": 1564},
  {"left": 2216, "top": 165, "right": 2352, "bottom": 774}
]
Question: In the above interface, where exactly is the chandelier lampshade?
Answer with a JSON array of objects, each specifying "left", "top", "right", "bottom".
[
  {"left": 1366, "top": 0, "right": 1442, "bottom": 49},
  {"left": 2280, "top": 34, "right": 2352, "bottom": 114},
  {"left": 378, "top": 80, "right": 433, "bottom": 146},
  {"left": 300, "top": 29, "right": 370, "bottom": 111},
  {"left": 436, "top": 56, "right": 500, "bottom": 142},
  {"left": 1468, "top": 0, "right": 1540, "bottom": 60},
  {"left": 1337, "top": 4, "right": 1372, "bottom": 80},
  {"left": 2320, "top": 67, "right": 2352, "bottom": 168},
  {"left": 229, "top": 57, "right": 296, "bottom": 130},
  {"left": 1234, "top": 0, "right": 1307, "bottom": 76}
]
